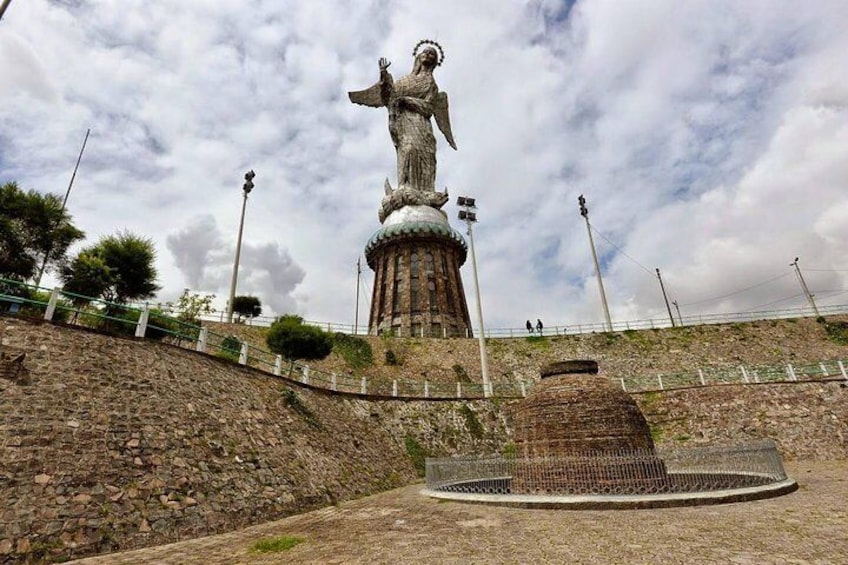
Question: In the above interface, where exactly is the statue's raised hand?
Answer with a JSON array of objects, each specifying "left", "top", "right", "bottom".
[{"left": 379, "top": 57, "right": 391, "bottom": 72}]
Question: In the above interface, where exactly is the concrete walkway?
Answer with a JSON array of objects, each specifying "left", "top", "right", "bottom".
[{"left": 69, "top": 461, "right": 847, "bottom": 564}]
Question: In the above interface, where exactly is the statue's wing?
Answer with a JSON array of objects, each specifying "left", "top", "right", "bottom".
[
  {"left": 348, "top": 81, "right": 385, "bottom": 107},
  {"left": 433, "top": 91, "right": 457, "bottom": 150}
]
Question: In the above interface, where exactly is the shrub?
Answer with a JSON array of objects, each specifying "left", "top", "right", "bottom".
[
  {"left": 266, "top": 315, "right": 332, "bottom": 361},
  {"left": 385, "top": 349, "right": 399, "bottom": 366},
  {"left": 216, "top": 335, "right": 242, "bottom": 362},
  {"left": 99, "top": 307, "right": 177, "bottom": 340}
]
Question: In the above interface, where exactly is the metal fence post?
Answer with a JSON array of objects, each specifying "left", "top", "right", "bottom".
[
  {"left": 196, "top": 327, "right": 208, "bottom": 353},
  {"left": 424, "top": 380, "right": 429, "bottom": 398},
  {"left": 658, "top": 375, "right": 664, "bottom": 390},
  {"left": 740, "top": 366, "right": 749, "bottom": 384},
  {"left": 392, "top": 380, "right": 398, "bottom": 397},
  {"left": 786, "top": 364, "right": 797, "bottom": 381},
  {"left": 134, "top": 305, "right": 150, "bottom": 338},
  {"left": 43, "top": 288, "right": 60, "bottom": 321},
  {"left": 698, "top": 369, "right": 706, "bottom": 386},
  {"left": 361, "top": 376, "right": 367, "bottom": 395},
  {"left": 238, "top": 342, "right": 248, "bottom": 365},
  {"left": 839, "top": 361, "right": 848, "bottom": 381},
  {"left": 273, "top": 355, "right": 282, "bottom": 376},
  {"left": 302, "top": 365, "right": 310, "bottom": 385},
  {"left": 520, "top": 381, "right": 526, "bottom": 398},
  {"left": 331, "top": 373, "right": 337, "bottom": 391},
  {"left": 457, "top": 382, "right": 462, "bottom": 398},
  {"left": 820, "top": 362, "right": 829, "bottom": 377},
  {"left": 620, "top": 378, "right": 626, "bottom": 392}
]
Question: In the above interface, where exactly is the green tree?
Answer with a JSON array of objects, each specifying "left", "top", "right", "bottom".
[
  {"left": 60, "top": 251, "right": 112, "bottom": 307},
  {"left": 86, "top": 231, "right": 161, "bottom": 304},
  {"left": 232, "top": 295, "right": 262, "bottom": 322},
  {"left": 0, "top": 181, "right": 84, "bottom": 282},
  {"left": 165, "top": 289, "right": 216, "bottom": 326},
  {"left": 266, "top": 314, "right": 332, "bottom": 362}
]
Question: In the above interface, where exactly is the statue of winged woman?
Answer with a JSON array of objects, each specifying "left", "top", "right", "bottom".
[{"left": 349, "top": 40, "right": 456, "bottom": 198}]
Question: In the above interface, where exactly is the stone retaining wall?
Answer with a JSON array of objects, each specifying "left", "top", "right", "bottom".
[
  {"left": 1, "top": 317, "right": 845, "bottom": 563},
  {"left": 0, "top": 319, "right": 508, "bottom": 564}
]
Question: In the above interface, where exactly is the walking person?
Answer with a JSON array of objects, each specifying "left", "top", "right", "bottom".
[
  {"left": 526, "top": 320, "right": 533, "bottom": 334},
  {"left": 536, "top": 318, "right": 544, "bottom": 335}
]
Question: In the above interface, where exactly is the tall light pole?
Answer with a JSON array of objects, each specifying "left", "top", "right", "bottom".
[
  {"left": 578, "top": 195, "right": 613, "bottom": 332},
  {"left": 35, "top": 128, "right": 90, "bottom": 288},
  {"left": 458, "top": 195, "right": 491, "bottom": 398},
  {"left": 354, "top": 257, "right": 361, "bottom": 334},
  {"left": 656, "top": 268, "right": 675, "bottom": 327},
  {"left": 0, "top": 0, "right": 14, "bottom": 22},
  {"left": 226, "top": 170, "right": 255, "bottom": 323},
  {"left": 791, "top": 257, "right": 819, "bottom": 317}
]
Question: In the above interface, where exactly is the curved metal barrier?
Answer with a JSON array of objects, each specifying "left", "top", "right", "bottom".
[{"left": 425, "top": 440, "right": 791, "bottom": 497}]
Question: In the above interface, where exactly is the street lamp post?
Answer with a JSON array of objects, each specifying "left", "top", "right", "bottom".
[
  {"left": 457, "top": 196, "right": 491, "bottom": 398},
  {"left": 578, "top": 194, "right": 613, "bottom": 332},
  {"left": 0, "top": 0, "right": 14, "bottom": 22},
  {"left": 790, "top": 257, "right": 819, "bottom": 317},
  {"left": 226, "top": 170, "right": 255, "bottom": 323}
]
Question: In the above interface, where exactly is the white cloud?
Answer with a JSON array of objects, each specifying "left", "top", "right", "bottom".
[{"left": 2, "top": 0, "right": 847, "bottom": 331}]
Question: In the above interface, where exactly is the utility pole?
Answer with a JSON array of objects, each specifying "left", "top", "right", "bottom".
[
  {"left": 458, "top": 195, "right": 491, "bottom": 398},
  {"left": 656, "top": 268, "right": 675, "bottom": 327},
  {"left": 226, "top": 170, "right": 255, "bottom": 323},
  {"left": 35, "top": 128, "right": 90, "bottom": 288},
  {"left": 578, "top": 195, "right": 613, "bottom": 332},
  {"left": 672, "top": 300, "right": 683, "bottom": 326},
  {"left": 791, "top": 257, "right": 819, "bottom": 317},
  {"left": 0, "top": 0, "right": 14, "bottom": 22},
  {"left": 354, "top": 257, "right": 361, "bottom": 334}
]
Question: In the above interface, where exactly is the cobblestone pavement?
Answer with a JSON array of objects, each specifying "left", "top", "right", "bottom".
[{"left": 69, "top": 461, "right": 847, "bottom": 565}]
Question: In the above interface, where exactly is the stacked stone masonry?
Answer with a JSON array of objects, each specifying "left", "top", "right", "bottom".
[{"left": 0, "top": 317, "right": 846, "bottom": 563}]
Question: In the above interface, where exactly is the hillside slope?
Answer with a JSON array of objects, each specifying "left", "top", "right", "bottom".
[{"left": 207, "top": 315, "right": 848, "bottom": 386}]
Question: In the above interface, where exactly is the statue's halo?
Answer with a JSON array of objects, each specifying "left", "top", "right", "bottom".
[{"left": 413, "top": 39, "right": 445, "bottom": 66}]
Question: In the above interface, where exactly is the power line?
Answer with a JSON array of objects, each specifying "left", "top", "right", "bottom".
[
  {"left": 589, "top": 224, "right": 655, "bottom": 277},
  {"left": 680, "top": 272, "right": 791, "bottom": 307},
  {"left": 741, "top": 292, "right": 806, "bottom": 312}
]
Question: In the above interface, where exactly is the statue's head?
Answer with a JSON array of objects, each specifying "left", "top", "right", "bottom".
[{"left": 412, "top": 39, "right": 444, "bottom": 74}]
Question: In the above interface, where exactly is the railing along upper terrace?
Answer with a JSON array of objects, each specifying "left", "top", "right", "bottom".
[{"left": 1, "top": 278, "right": 846, "bottom": 398}]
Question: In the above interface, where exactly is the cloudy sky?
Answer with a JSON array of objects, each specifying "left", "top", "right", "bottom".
[{"left": 2, "top": 0, "right": 847, "bottom": 331}]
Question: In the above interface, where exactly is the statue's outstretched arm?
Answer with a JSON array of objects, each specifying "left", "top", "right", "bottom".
[
  {"left": 433, "top": 91, "right": 457, "bottom": 150},
  {"left": 348, "top": 58, "right": 394, "bottom": 107}
]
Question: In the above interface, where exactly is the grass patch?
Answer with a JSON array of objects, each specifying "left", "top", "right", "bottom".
[
  {"left": 404, "top": 435, "right": 429, "bottom": 477},
  {"left": 650, "top": 425, "right": 664, "bottom": 443},
  {"left": 332, "top": 332, "right": 374, "bottom": 369},
  {"left": 249, "top": 535, "right": 305, "bottom": 554},
  {"left": 452, "top": 363, "right": 471, "bottom": 383},
  {"left": 524, "top": 335, "right": 549, "bottom": 348},
  {"left": 283, "top": 388, "right": 320, "bottom": 428},
  {"left": 501, "top": 442, "right": 517, "bottom": 458},
  {"left": 823, "top": 321, "right": 848, "bottom": 345},
  {"left": 673, "top": 434, "right": 691, "bottom": 442},
  {"left": 459, "top": 404, "right": 484, "bottom": 439}
]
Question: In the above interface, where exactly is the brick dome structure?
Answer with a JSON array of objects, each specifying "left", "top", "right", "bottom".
[{"left": 511, "top": 360, "right": 669, "bottom": 494}]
